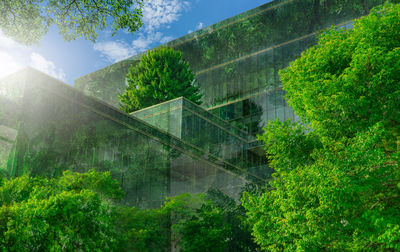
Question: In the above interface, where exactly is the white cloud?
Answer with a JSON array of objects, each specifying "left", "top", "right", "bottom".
[
  {"left": 94, "top": 0, "right": 189, "bottom": 63},
  {"left": 0, "top": 31, "right": 27, "bottom": 51},
  {"left": 30, "top": 52, "right": 66, "bottom": 81},
  {"left": 160, "top": 36, "right": 174, "bottom": 44},
  {"left": 131, "top": 32, "right": 163, "bottom": 52},
  {"left": 131, "top": 36, "right": 151, "bottom": 53},
  {"left": 142, "top": 0, "right": 190, "bottom": 32},
  {"left": 94, "top": 32, "right": 164, "bottom": 63},
  {"left": 94, "top": 32, "right": 176, "bottom": 63},
  {"left": 0, "top": 32, "right": 25, "bottom": 78},
  {"left": 0, "top": 35, "right": 20, "bottom": 50},
  {"left": 93, "top": 41, "right": 133, "bottom": 62},
  {"left": 0, "top": 51, "right": 23, "bottom": 78},
  {"left": 0, "top": 32, "right": 66, "bottom": 81},
  {"left": 188, "top": 22, "right": 204, "bottom": 34},
  {"left": 196, "top": 22, "right": 203, "bottom": 30},
  {"left": 131, "top": 0, "right": 189, "bottom": 52}
]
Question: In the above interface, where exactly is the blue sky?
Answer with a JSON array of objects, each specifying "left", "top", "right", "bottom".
[{"left": 0, "top": 0, "right": 270, "bottom": 85}]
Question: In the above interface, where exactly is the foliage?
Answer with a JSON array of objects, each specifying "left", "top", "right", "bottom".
[
  {"left": 120, "top": 47, "right": 202, "bottom": 113},
  {"left": 176, "top": 189, "right": 259, "bottom": 252},
  {"left": 116, "top": 193, "right": 205, "bottom": 252},
  {"left": 244, "top": 123, "right": 400, "bottom": 250},
  {"left": 116, "top": 206, "right": 170, "bottom": 251},
  {"left": 280, "top": 2, "right": 400, "bottom": 140},
  {"left": 0, "top": 170, "right": 124, "bottom": 251},
  {"left": 243, "top": 2, "right": 400, "bottom": 251},
  {"left": 116, "top": 191, "right": 259, "bottom": 252},
  {"left": 0, "top": 0, "right": 143, "bottom": 45},
  {"left": 257, "top": 119, "right": 321, "bottom": 174},
  {"left": 177, "top": 201, "right": 230, "bottom": 252}
]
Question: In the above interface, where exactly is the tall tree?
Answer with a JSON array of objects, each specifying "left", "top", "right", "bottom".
[
  {"left": 279, "top": 1, "right": 400, "bottom": 140},
  {"left": 243, "top": 2, "right": 400, "bottom": 250},
  {"left": 0, "top": 0, "right": 143, "bottom": 45},
  {"left": 120, "top": 47, "right": 202, "bottom": 113}
]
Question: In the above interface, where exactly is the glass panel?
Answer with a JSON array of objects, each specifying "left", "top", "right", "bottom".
[
  {"left": 2, "top": 69, "right": 266, "bottom": 211},
  {"left": 73, "top": 1, "right": 386, "bottom": 160}
]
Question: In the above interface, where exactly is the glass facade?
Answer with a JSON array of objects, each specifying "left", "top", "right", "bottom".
[
  {"left": 0, "top": 71, "right": 25, "bottom": 174},
  {"left": 131, "top": 97, "right": 184, "bottom": 139},
  {"left": 1, "top": 0, "right": 390, "bottom": 211},
  {"left": 0, "top": 2, "right": 395, "bottom": 248},
  {"left": 74, "top": 0, "right": 386, "bottom": 137},
  {"left": 0, "top": 68, "right": 265, "bottom": 208},
  {"left": 131, "top": 97, "right": 270, "bottom": 174},
  {"left": 74, "top": 59, "right": 139, "bottom": 108}
]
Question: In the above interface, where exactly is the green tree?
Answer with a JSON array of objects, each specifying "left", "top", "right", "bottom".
[
  {"left": 116, "top": 193, "right": 205, "bottom": 252},
  {"left": 0, "top": 170, "right": 124, "bottom": 251},
  {"left": 177, "top": 202, "right": 230, "bottom": 252},
  {"left": 115, "top": 191, "right": 259, "bottom": 252},
  {"left": 119, "top": 47, "right": 202, "bottom": 113},
  {"left": 0, "top": 0, "right": 143, "bottom": 45},
  {"left": 177, "top": 189, "right": 259, "bottom": 252},
  {"left": 257, "top": 119, "right": 321, "bottom": 174},
  {"left": 243, "top": 2, "right": 400, "bottom": 250},
  {"left": 279, "top": 2, "right": 400, "bottom": 140}
]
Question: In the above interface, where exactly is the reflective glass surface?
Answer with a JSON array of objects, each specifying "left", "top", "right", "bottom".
[
  {"left": 0, "top": 68, "right": 265, "bottom": 208},
  {"left": 74, "top": 0, "right": 385, "bottom": 137},
  {"left": 131, "top": 97, "right": 270, "bottom": 174}
]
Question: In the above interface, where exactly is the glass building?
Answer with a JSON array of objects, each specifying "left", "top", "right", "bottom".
[
  {"left": 0, "top": 0, "right": 388, "bottom": 210},
  {"left": 75, "top": 0, "right": 384, "bottom": 136},
  {"left": 0, "top": 68, "right": 268, "bottom": 208},
  {"left": 73, "top": 0, "right": 386, "bottom": 185},
  {"left": 131, "top": 97, "right": 268, "bottom": 172}
]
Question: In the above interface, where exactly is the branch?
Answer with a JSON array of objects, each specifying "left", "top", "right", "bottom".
[
  {"left": 3, "top": 1, "right": 20, "bottom": 34},
  {"left": 370, "top": 195, "right": 400, "bottom": 210},
  {"left": 74, "top": 0, "right": 84, "bottom": 16},
  {"left": 92, "top": 0, "right": 117, "bottom": 17},
  {"left": 63, "top": 0, "right": 76, "bottom": 16}
]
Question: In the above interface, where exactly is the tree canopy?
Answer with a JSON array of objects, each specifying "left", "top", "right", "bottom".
[
  {"left": 0, "top": 0, "right": 143, "bottom": 45},
  {"left": 0, "top": 168, "right": 258, "bottom": 251},
  {"left": 120, "top": 47, "right": 202, "bottom": 113},
  {"left": 117, "top": 190, "right": 259, "bottom": 252},
  {"left": 279, "top": 2, "right": 400, "bottom": 140},
  {"left": 243, "top": 2, "right": 400, "bottom": 250},
  {"left": 0, "top": 170, "right": 124, "bottom": 250}
]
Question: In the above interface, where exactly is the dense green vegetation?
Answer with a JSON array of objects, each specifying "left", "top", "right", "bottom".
[
  {"left": 174, "top": 190, "right": 258, "bottom": 252},
  {"left": 243, "top": 2, "right": 400, "bottom": 250},
  {"left": 0, "top": 170, "right": 124, "bottom": 250},
  {"left": 0, "top": 170, "right": 257, "bottom": 251},
  {"left": 0, "top": 0, "right": 143, "bottom": 45},
  {"left": 120, "top": 47, "right": 202, "bottom": 113},
  {"left": 116, "top": 190, "right": 258, "bottom": 252}
]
